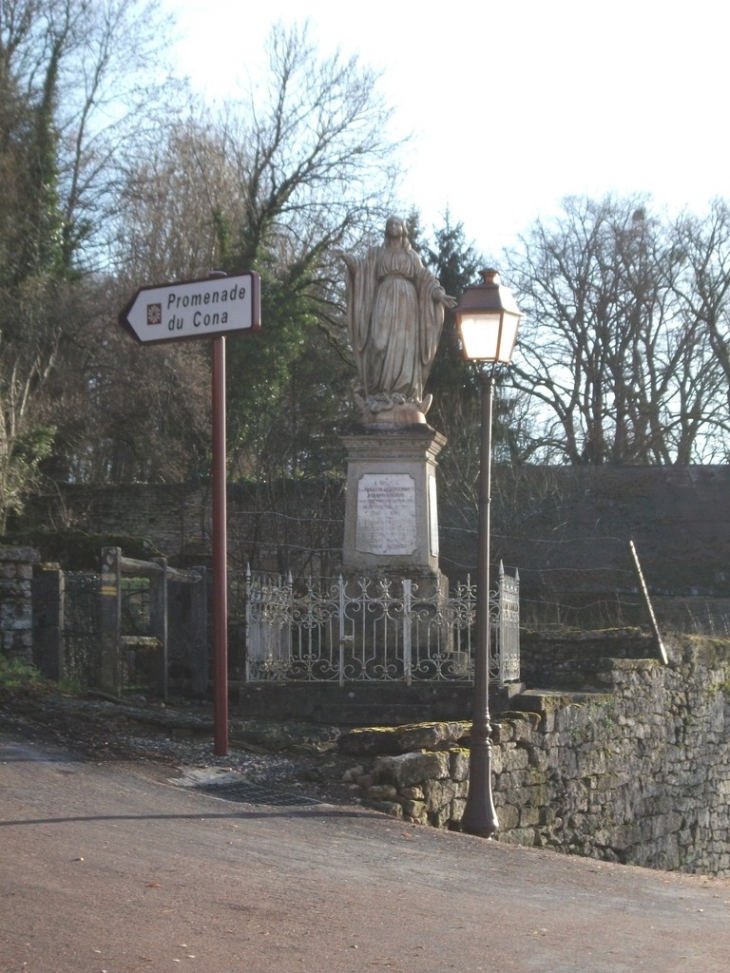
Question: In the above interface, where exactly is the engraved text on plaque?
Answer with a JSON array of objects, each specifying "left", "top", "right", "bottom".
[{"left": 356, "top": 473, "right": 417, "bottom": 555}]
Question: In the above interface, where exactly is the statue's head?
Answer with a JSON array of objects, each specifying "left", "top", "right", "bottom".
[{"left": 384, "top": 217, "right": 409, "bottom": 248}]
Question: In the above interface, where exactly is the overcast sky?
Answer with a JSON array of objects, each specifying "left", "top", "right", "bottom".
[{"left": 161, "top": 0, "right": 729, "bottom": 260}]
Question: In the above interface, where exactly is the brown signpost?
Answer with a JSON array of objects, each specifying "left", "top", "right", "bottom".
[{"left": 119, "top": 271, "right": 261, "bottom": 755}]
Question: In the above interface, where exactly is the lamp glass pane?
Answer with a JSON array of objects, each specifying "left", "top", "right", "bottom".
[
  {"left": 459, "top": 313, "right": 503, "bottom": 361},
  {"left": 496, "top": 311, "right": 520, "bottom": 363}
]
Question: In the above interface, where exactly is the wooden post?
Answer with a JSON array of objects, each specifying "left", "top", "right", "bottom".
[{"left": 629, "top": 539, "right": 668, "bottom": 665}]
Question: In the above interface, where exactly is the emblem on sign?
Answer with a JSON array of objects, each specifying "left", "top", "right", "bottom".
[{"left": 147, "top": 303, "right": 162, "bottom": 326}]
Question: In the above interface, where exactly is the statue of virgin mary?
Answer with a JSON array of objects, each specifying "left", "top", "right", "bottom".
[{"left": 339, "top": 217, "right": 454, "bottom": 422}]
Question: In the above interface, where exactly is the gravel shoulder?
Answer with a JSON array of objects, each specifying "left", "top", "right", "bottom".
[{"left": 0, "top": 686, "right": 357, "bottom": 805}]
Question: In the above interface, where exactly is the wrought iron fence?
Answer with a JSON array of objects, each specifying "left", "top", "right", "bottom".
[
  {"left": 244, "top": 564, "right": 520, "bottom": 686},
  {"left": 497, "top": 567, "right": 520, "bottom": 683}
]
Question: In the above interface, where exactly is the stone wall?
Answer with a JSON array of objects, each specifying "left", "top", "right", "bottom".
[
  {"left": 15, "top": 467, "right": 730, "bottom": 637},
  {"left": 340, "top": 635, "right": 730, "bottom": 877},
  {"left": 0, "top": 547, "right": 39, "bottom": 663},
  {"left": 17, "top": 480, "right": 346, "bottom": 577},
  {"left": 519, "top": 629, "right": 659, "bottom": 690}
]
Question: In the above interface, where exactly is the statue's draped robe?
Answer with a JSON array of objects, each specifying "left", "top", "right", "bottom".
[{"left": 346, "top": 244, "right": 446, "bottom": 404}]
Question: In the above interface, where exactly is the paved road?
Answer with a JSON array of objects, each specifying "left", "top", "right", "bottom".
[{"left": 1, "top": 732, "right": 729, "bottom": 973}]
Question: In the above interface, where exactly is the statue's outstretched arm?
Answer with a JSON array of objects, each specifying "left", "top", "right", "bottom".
[{"left": 434, "top": 285, "right": 457, "bottom": 309}]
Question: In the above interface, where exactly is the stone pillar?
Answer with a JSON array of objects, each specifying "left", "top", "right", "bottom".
[
  {"left": 0, "top": 547, "right": 40, "bottom": 664},
  {"left": 32, "top": 566, "right": 65, "bottom": 680},
  {"left": 342, "top": 424, "right": 447, "bottom": 593}
]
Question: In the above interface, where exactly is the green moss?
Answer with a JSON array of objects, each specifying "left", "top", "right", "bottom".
[{"left": 0, "top": 655, "right": 41, "bottom": 689}]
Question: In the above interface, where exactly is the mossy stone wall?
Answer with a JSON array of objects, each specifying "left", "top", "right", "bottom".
[{"left": 344, "top": 637, "right": 730, "bottom": 876}]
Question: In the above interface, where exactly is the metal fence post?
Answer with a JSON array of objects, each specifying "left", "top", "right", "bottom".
[
  {"left": 338, "top": 574, "right": 346, "bottom": 687},
  {"left": 403, "top": 578, "right": 412, "bottom": 685}
]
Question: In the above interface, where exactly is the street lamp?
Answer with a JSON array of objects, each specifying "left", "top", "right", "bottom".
[{"left": 453, "top": 269, "right": 521, "bottom": 837}]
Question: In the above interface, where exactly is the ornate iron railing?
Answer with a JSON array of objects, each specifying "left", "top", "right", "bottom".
[{"left": 244, "top": 565, "right": 520, "bottom": 686}]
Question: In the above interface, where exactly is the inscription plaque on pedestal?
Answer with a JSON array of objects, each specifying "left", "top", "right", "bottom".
[
  {"left": 356, "top": 473, "right": 417, "bottom": 555},
  {"left": 342, "top": 426, "right": 446, "bottom": 582}
]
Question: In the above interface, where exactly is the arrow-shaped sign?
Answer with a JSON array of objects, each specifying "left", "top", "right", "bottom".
[{"left": 119, "top": 272, "right": 261, "bottom": 344}]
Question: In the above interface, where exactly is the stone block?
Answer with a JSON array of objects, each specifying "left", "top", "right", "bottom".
[
  {"left": 338, "top": 721, "right": 469, "bottom": 756},
  {"left": 450, "top": 798, "right": 466, "bottom": 823},
  {"left": 381, "top": 801, "right": 404, "bottom": 819},
  {"left": 449, "top": 749, "right": 469, "bottom": 781},
  {"left": 527, "top": 748, "right": 549, "bottom": 773},
  {"left": 539, "top": 805, "right": 560, "bottom": 827},
  {"left": 428, "top": 804, "right": 451, "bottom": 828},
  {"left": 0, "top": 547, "right": 39, "bottom": 563},
  {"left": 424, "top": 778, "right": 456, "bottom": 813},
  {"left": 367, "top": 784, "right": 398, "bottom": 802},
  {"left": 511, "top": 714, "right": 542, "bottom": 744},
  {"left": 0, "top": 579, "right": 31, "bottom": 600},
  {"left": 500, "top": 745, "right": 529, "bottom": 772},
  {"left": 491, "top": 748, "right": 504, "bottom": 774},
  {"left": 453, "top": 780, "right": 468, "bottom": 799},
  {"left": 492, "top": 770, "right": 519, "bottom": 795},
  {"left": 503, "top": 827, "right": 539, "bottom": 846},
  {"left": 401, "top": 799, "right": 427, "bottom": 821},
  {"left": 373, "top": 750, "right": 450, "bottom": 788},
  {"left": 495, "top": 804, "right": 520, "bottom": 831},
  {"left": 518, "top": 783, "right": 550, "bottom": 808},
  {"left": 519, "top": 805, "right": 541, "bottom": 827}
]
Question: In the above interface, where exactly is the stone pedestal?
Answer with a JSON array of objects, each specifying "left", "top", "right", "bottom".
[{"left": 342, "top": 424, "right": 447, "bottom": 591}]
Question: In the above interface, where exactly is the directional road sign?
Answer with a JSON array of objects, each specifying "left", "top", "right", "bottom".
[{"left": 119, "top": 272, "right": 261, "bottom": 344}]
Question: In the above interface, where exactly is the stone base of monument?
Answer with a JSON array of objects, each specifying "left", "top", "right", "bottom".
[
  {"left": 236, "top": 680, "right": 526, "bottom": 725},
  {"left": 342, "top": 423, "right": 447, "bottom": 595}
]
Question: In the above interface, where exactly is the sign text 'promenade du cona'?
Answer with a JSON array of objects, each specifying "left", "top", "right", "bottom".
[{"left": 119, "top": 272, "right": 261, "bottom": 344}]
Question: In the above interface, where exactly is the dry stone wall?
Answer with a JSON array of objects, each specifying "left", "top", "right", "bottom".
[
  {"left": 0, "top": 547, "right": 39, "bottom": 663},
  {"left": 341, "top": 637, "right": 730, "bottom": 877}
]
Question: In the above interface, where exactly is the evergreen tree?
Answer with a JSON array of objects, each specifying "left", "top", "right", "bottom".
[{"left": 422, "top": 215, "right": 483, "bottom": 409}]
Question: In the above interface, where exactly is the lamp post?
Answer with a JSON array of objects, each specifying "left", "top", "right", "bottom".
[{"left": 453, "top": 269, "right": 521, "bottom": 837}]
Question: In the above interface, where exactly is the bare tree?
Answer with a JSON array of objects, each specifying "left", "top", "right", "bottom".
[
  {"left": 670, "top": 200, "right": 730, "bottom": 458},
  {"left": 224, "top": 22, "right": 400, "bottom": 270},
  {"left": 505, "top": 196, "right": 725, "bottom": 464},
  {"left": 112, "top": 116, "right": 241, "bottom": 287}
]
